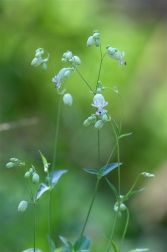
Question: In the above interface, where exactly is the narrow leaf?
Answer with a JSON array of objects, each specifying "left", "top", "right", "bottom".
[
  {"left": 46, "top": 170, "right": 68, "bottom": 187},
  {"left": 83, "top": 169, "right": 99, "bottom": 175},
  {"left": 59, "top": 236, "right": 72, "bottom": 248},
  {"left": 39, "top": 150, "right": 48, "bottom": 165},
  {"left": 111, "top": 240, "right": 119, "bottom": 252},
  {"left": 74, "top": 235, "right": 91, "bottom": 250},
  {"left": 127, "top": 249, "right": 149, "bottom": 252},
  {"left": 106, "top": 178, "right": 118, "bottom": 199},
  {"left": 118, "top": 132, "right": 132, "bottom": 139},
  {"left": 100, "top": 163, "right": 122, "bottom": 177},
  {"left": 35, "top": 183, "right": 50, "bottom": 200},
  {"left": 47, "top": 234, "right": 56, "bottom": 252},
  {"left": 122, "top": 188, "right": 145, "bottom": 201},
  {"left": 111, "top": 118, "right": 120, "bottom": 135}
]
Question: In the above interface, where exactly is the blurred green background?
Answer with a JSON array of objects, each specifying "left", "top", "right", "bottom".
[{"left": 0, "top": 0, "right": 167, "bottom": 251}]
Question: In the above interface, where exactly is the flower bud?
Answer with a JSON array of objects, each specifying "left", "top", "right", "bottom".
[
  {"left": 119, "top": 203, "right": 126, "bottom": 211},
  {"left": 31, "top": 57, "right": 42, "bottom": 67},
  {"left": 24, "top": 171, "right": 31, "bottom": 178},
  {"left": 65, "top": 51, "right": 73, "bottom": 60},
  {"left": 141, "top": 172, "right": 155, "bottom": 178},
  {"left": 94, "top": 120, "right": 104, "bottom": 130},
  {"left": 6, "top": 162, "right": 14, "bottom": 168},
  {"left": 18, "top": 200, "right": 28, "bottom": 212},
  {"left": 93, "top": 32, "right": 100, "bottom": 39},
  {"left": 83, "top": 119, "right": 91, "bottom": 127},
  {"left": 41, "top": 63, "right": 47, "bottom": 71},
  {"left": 64, "top": 69, "right": 71, "bottom": 78},
  {"left": 95, "top": 39, "right": 100, "bottom": 47},
  {"left": 102, "top": 114, "right": 108, "bottom": 122},
  {"left": 32, "top": 173, "right": 39, "bottom": 183},
  {"left": 87, "top": 36, "right": 95, "bottom": 46},
  {"left": 72, "top": 56, "right": 81, "bottom": 65},
  {"left": 29, "top": 168, "right": 33, "bottom": 173},
  {"left": 63, "top": 93, "right": 73, "bottom": 106},
  {"left": 10, "top": 158, "right": 18, "bottom": 162}
]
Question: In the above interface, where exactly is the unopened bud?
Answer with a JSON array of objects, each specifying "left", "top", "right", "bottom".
[
  {"left": 94, "top": 120, "right": 104, "bottom": 130},
  {"left": 32, "top": 173, "right": 39, "bottom": 183},
  {"left": 87, "top": 36, "right": 95, "bottom": 46},
  {"left": 18, "top": 200, "right": 28, "bottom": 212},
  {"left": 83, "top": 119, "right": 91, "bottom": 127},
  {"left": 24, "top": 171, "right": 31, "bottom": 178},
  {"left": 6, "top": 162, "right": 15, "bottom": 168},
  {"left": 63, "top": 93, "right": 73, "bottom": 106}
]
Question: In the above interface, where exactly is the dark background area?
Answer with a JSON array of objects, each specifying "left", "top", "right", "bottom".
[{"left": 0, "top": 0, "right": 167, "bottom": 251}]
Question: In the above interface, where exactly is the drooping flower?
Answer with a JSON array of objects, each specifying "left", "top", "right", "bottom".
[
  {"left": 63, "top": 93, "right": 73, "bottom": 106},
  {"left": 106, "top": 45, "right": 126, "bottom": 66},
  {"left": 92, "top": 94, "right": 108, "bottom": 115}
]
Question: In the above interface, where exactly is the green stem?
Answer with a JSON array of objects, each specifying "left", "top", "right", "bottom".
[
  {"left": 52, "top": 95, "right": 62, "bottom": 171},
  {"left": 76, "top": 69, "right": 95, "bottom": 94},
  {"left": 110, "top": 121, "right": 121, "bottom": 195},
  {"left": 98, "top": 130, "right": 100, "bottom": 171},
  {"left": 119, "top": 208, "right": 130, "bottom": 252},
  {"left": 106, "top": 212, "right": 118, "bottom": 252},
  {"left": 79, "top": 177, "right": 100, "bottom": 241},
  {"left": 33, "top": 202, "right": 36, "bottom": 252},
  {"left": 48, "top": 191, "right": 52, "bottom": 252}
]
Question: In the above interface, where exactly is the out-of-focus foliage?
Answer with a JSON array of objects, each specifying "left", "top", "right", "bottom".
[{"left": 0, "top": 0, "right": 166, "bottom": 251}]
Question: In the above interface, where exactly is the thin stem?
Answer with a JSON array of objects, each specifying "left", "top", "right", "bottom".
[
  {"left": 48, "top": 191, "right": 52, "bottom": 252},
  {"left": 52, "top": 95, "right": 62, "bottom": 171},
  {"left": 97, "top": 130, "right": 100, "bottom": 171},
  {"left": 106, "top": 212, "right": 118, "bottom": 252},
  {"left": 119, "top": 208, "right": 130, "bottom": 252},
  {"left": 76, "top": 68, "right": 95, "bottom": 94},
  {"left": 79, "top": 177, "right": 100, "bottom": 241},
  {"left": 33, "top": 202, "right": 36, "bottom": 252},
  {"left": 110, "top": 121, "right": 121, "bottom": 195}
]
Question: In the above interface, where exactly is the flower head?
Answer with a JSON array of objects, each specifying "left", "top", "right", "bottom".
[
  {"left": 106, "top": 45, "right": 126, "bottom": 66},
  {"left": 92, "top": 94, "right": 108, "bottom": 115}
]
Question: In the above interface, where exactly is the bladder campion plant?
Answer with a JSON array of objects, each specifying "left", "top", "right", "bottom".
[{"left": 6, "top": 30, "right": 155, "bottom": 252}]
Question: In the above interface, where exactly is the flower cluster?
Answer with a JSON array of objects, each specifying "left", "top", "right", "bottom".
[
  {"left": 83, "top": 94, "right": 110, "bottom": 130},
  {"left": 52, "top": 50, "right": 81, "bottom": 105},
  {"left": 31, "top": 48, "right": 50, "bottom": 70},
  {"left": 87, "top": 30, "right": 100, "bottom": 47},
  {"left": 24, "top": 165, "right": 40, "bottom": 184},
  {"left": 6, "top": 158, "right": 25, "bottom": 168}
]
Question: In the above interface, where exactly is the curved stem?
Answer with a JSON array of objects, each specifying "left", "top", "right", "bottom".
[
  {"left": 110, "top": 121, "right": 121, "bottom": 195},
  {"left": 106, "top": 212, "right": 118, "bottom": 252},
  {"left": 79, "top": 177, "right": 100, "bottom": 241},
  {"left": 76, "top": 68, "right": 95, "bottom": 94},
  {"left": 119, "top": 208, "right": 130, "bottom": 252},
  {"left": 52, "top": 95, "right": 62, "bottom": 171}
]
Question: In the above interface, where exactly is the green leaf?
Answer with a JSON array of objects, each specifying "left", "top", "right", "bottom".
[
  {"left": 111, "top": 118, "right": 120, "bottom": 135},
  {"left": 118, "top": 132, "right": 132, "bottom": 139},
  {"left": 111, "top": 240, "right": 119, "bottom": 252},
  {"left": 83, "top": 169, "right": 99, "bottom": 175},
  {"left": 73, "top": 235, "right": 91, "bottom": 251},
  {"left": 122, "top": 188, "right": 145, "bottom": 202},
  {"left": 106, "top": 178, "right": 118, "bottom": 199},
  {"left": 47, "top": 234, "right": 56, "bottom": 252},
  {"left": 35, "top": 183, "right": 50, "bottom": 200},
  {"left": 46, "top": 170, "right": 68, "bottom": 187},
  {"left": 100, "top": 163, "right": 122, "bottom": 177},
  {"left": 39, "top": 150, "right": 48, "bottom": 165},
  {"left": 59, "top": 236, "right": 72, "bottom": 248}
]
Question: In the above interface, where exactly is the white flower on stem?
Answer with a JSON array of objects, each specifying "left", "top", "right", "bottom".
[
  {"left": 52, "top": 68, "right": 71, "bottom": 89},
  {"left": 31, "top": 57, "right": 43, "bottom": 67},
  {"left": 106, "top": 45, "right": 126, "bottom": 66},
  {"left": 63, "top": 93, "right": 73, "bottom": 106},
  {"left": 141, "top": 172, "right": 155, "bottom": 178},
  {"left": 87, "top": 36, "right": 95, "bottom": 46},
  {"left": 92, "top": 94, "right": 108, "bottom": 115}
]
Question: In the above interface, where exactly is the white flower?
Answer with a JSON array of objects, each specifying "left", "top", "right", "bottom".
[
  {"left": 94, "top": 120, "right": 104, "bottom": 130},
  {"left": 31, "top": 57, "right": 43, "bottom": 67},
  {"left": 106, "top": 45, "right": 126, "bottom": 66},
  {"left": 92, "top": 94, "right": 108, "bottom": 115},
  {"left": 18, "top": 201, "right": 28, "bottom": 212}
]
